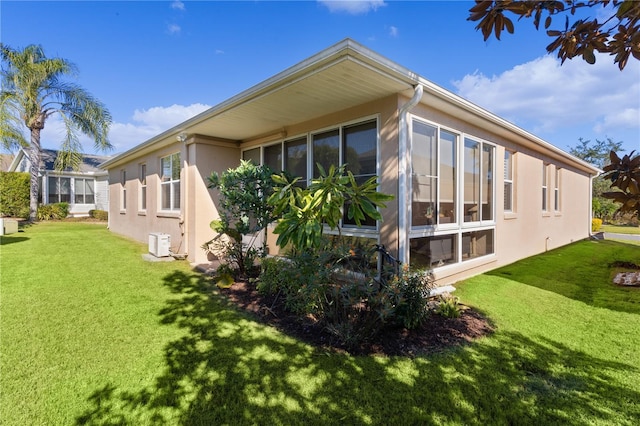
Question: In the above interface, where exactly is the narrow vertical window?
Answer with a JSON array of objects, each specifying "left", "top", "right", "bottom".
[
  {"left": 439, "top": 130, "right": 457, "bottom": 224},
  {"left": 554, "top": 167, "right": 560, "bottom": 211},
  {"left": 464, "top": 139, "right": 481, "bottom": 222},
  {"left": 411, "top": 121, "right": 437, "bottom": 227},
  {"left": 161, "top": 153, "right": 180, "bottom": 211},
  {"left": 264, "top": 144, "right": 282, "bottom": 172},
  {"left": 343, "top": 120, "right": 377, "bottom": 227},
  {"left": 542, "top": 163, "right": 548, "bottom": 212},
  {"left": 482, "top": 144, "right": 494, "bottom": 221},
  {"left": 121, "top": 170, "right": 127, "bottom": 210},
  {"left": 139, "top": 164, "right": 147, "bottom": 211},
  {"left": 504, "top": 151, "right": 514, "bottom": 212}
]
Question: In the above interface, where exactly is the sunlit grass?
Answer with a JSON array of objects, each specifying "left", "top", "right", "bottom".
[
  {"left": 1, "top": 223, "right": 639, "bottom": 425},
  {"left": 602, "top": 224, "right": 640, "bottom": 234}
]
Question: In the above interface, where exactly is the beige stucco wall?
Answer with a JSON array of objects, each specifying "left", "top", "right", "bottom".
[{"left": 106, "top": 93, "right": 593, "bottom": 287}]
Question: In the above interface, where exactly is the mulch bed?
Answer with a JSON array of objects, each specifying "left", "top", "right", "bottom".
[{"left": 219, "top": 281, "right": 494, "bottom": 357}]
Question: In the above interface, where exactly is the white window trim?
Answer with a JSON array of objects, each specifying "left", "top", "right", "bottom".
[{"left": 159, "top": 153, "right": 181, "bottom": 212}]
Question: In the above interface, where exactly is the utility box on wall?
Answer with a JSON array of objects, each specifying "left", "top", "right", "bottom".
[{"left": 149, "top": 232, "right": 171, "bottom": 257}]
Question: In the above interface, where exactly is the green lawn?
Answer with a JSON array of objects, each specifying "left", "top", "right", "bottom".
[
  {"left": 602, "top": 224, "right": 640, "bottom": 235},
  {"left": 1, "top": 222, "right": 639, "bottom": 425}
]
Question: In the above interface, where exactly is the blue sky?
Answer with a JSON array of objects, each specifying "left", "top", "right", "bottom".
[{"left": 2, "top": 0, "right": 639, "bottom": 157}]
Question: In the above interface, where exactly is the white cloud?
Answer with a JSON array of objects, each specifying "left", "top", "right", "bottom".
[
  {"left": 39, "top": 103, "right": 211, "bottom": 154},
  {"left": 167, "top": 23, "right": 181, "bottom": 35},
  {"left": 453, "top": 54, "right": 640, "bottom": 137},
  {"left": 318, "top": 0, "right": 386, "bottom": 15},
  {"left": 388, "top": 25, "right": 398, "bottom": 37},
  {"left": 171, "top": 1, "right": 185, "bottom": 11}
]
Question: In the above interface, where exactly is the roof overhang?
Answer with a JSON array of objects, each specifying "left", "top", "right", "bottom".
[{"left": 101, "top": 38, "right": 599, "bottom": 176}]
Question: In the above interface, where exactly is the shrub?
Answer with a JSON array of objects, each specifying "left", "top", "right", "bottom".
[
  {"left": 0, "top": 172, "right": 30, "bottom": 218},
  {"left": 392, "top": 267, "right": 436, "bottom": 329},
  {"left": 89, "top": 209, "right": 108, "bottom": 221},
  {"left": 435, "top": 294, "right": 463, "bottom": 319},
  {"left": 592, "top": 218, "right": 603, "bottom": 232},
  {"left": 37, "top": 203, "right": 69, "bottom": 220}
]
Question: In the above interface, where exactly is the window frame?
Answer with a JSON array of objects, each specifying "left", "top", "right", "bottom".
[
  {"left": 74, "top": 177, "right": 95, "bottom": 204},
  {"left": 48, "top": 175, "right": 71, "bottom": 204},
  {"left": 504, "top": 150, "right": 514, "bottom": 213},
  {"left": 542, "top": 163, "right": 549, "bottom": 213},
  {"left": 139, "top": 163, "right": 147, "bottom": 212},
  {"left": 554, "top": 166, "right": 561, "bottom": 212},
  {"left": 160, "top": 153, "right": 181, "bottom": 212},
  {"left": 120, "top": 170, "right": 127, "bottom": 211}
]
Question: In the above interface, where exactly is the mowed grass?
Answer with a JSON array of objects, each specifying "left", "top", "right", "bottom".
[
  {"left": 601, "top": 224, "right": 640, "bottom": 235},
  {"left": 1, "top": 222, "right": 639, "bottom": 425}
]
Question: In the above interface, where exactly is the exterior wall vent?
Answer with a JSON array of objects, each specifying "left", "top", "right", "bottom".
[{"left": 149, "top": 232, "right": 171, "bottom": 257}]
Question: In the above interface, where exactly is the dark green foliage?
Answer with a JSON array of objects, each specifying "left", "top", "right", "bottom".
[
  {"left": 205, "top": 161, "right": 275, "bottom": 278},
  {"left": 37, "top": 202, "right": 69, "bottom": 220},
  {"left": 88, "top": 209, "right": 108, "bottom": 221},
  {"left": 258, "top": 242, "right": 435, "bottom": 349},
  {"left": 0, "top": 171, "right": 29, "bottom": 218},
  {"left": 435, "top": 294, "right": 463, "bottom": 319}
]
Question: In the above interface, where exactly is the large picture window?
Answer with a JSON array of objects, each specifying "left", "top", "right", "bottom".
[
  {"left": 74, "top": 178, "right": 95, "bottom": 204},
  {"left": 161, "top": 153, "right": 180, "bottom": 211}
]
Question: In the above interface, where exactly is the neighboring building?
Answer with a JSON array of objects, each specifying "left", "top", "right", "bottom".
[
  {"left": 100, "top": 39, "right": 599, "bottom": 285},
  {"left": 9, "top": 148, "right": 111, "bottom": 216}
]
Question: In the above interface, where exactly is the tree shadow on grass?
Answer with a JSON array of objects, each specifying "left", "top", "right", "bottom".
[
  {"left": 0, "top": 235, "right": 29, "bottom": 245},
  {"left": 76, "top": 270, "right": 640, "bottom": 425}
]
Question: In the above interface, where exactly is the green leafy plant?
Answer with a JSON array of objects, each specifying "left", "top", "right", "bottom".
[
  {"left": 205, "top": 160, "right": 275, "bottom": 278},
  {"left": 393, "top": 266, "right": 436, "bottom": 329},
  {"left": 268, "top": 163, "right": 394, "bottom": 250},
  {"left": 435, "top": 294, "right": 463, "bottom": 319},
  {"left": 88, "top": 209, "right": 108, "bottom": 221},
  {"left": 36, "top": 202, "right": 69, "bottom": 220},
  {"left": 602, "top": 150, "right": 640, "bottom": 219}
]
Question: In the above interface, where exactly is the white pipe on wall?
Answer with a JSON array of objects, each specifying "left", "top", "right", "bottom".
[{"left": 398, "top": 84, "right": 423, "bottom": 263}]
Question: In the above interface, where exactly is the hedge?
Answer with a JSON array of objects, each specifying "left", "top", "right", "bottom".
[{"left": 0, "top": 172, "right": 30, "bottom": 218}]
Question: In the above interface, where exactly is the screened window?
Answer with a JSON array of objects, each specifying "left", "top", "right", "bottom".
[
  {"left": 48, "top": 176, "right": 71, "bottom": 203},
  {"left": 242, "top": 148, "right": 260, "bottom": 164},
  {"left": 312, "top": 129, "right": 339, "bottom": 178},
  {"left": 464, "top": 138, "right": 494, "bottom": 223},
  {"left": 343, "top": 121, "right": 377, "bottom": 227},
  {"left": 284, "top": 137, "right": 307, "bottom": 187},
  {"left": 139, "top": 163, "right": 147, "bottom": 211},
  {"left": 264, "top": 144, "right": 282, "bottom": 172},
  {"left": 410, "top": 234, "right": 458, "bottom": 268},
  {"left": 504, "top": 151, "right": 514, "bottom": 212},
  {"left": 462, "top": 229, "right": 494, "bottom": 260},
  {"left": 74, "top": 178, "right": 95, "bottom": 204},
  {"left": 411, "top": 121, "right": 437, "bottom": 226},
  {"left": 161, "top": 153, "right": 180, "bottom": 211}
]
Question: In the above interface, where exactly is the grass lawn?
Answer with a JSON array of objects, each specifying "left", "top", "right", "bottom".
[
  {"left": 601, "top": 224, "right": 640, "bottom": 235},
  {"left": 1, "top": 222, "right": 639, "bottom": 425}
]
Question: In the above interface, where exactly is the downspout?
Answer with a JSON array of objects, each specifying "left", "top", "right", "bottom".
[
  {"left": 177, "top": 132, "right": 189, "bottom": 259},
  {"left": 398, "top": 84, "right": 423, "bottom": 263}
]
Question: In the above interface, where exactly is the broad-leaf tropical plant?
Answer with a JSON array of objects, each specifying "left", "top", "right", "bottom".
[
  {"left": 0, "top": 44, "right": 112, "bottom": 220},
  {"left": 268, "top": 163, "right": 394, "bottom": 250},
  {"left": 602, "top": 150, "right": 640, "bottom": 218}
]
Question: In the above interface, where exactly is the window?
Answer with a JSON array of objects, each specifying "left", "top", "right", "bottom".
[
  {"left": 284, "top": 137, "right": 307, "bottom": 187},
  {"left": 161, "top": 153, "right": 180, "bottom": 211},
  {"left": 343, "top": 121, "right": 377, "bottom": 227},
  {"left": 554, "top": 167, "right": 560, "bottom": 211},
  {"left": 410, "top": 234, "right": 458, "bottom": 268},
  {"left": 462, "top": 229, "right": 494, "bottom": 260},
  {"left": 242, "top": 148, "right": 260, "bottom": 164},
  {"left": 48, "top": 176, "right": 71, "bottom": 203},
  {"left": 74, "top": 178, "right": 95, "bottom": 204},
  {"left": 312, "top": 129, "right": 339, "bottom": 178},
  {"left": 120, "top": 170, "right": 127, "bottom": 210},
  {"left": 264, "top": 144, "right": 282, "bottom": 172},
  {"left": 504, "top": 151, "right": 514, "bottom": 212},
  {"left": 139, "top": 164, "right": 147, "bottom": 211},
  {"left": 542, "top": 163, "right": 548, "bottom": 212},
  {"left": 464, "top": 138, "right": 494, "bottom": 223}
]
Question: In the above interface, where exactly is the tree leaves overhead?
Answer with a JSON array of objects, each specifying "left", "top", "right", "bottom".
[
  {"left": 601, "top": 150, "right": 640, "bottom": 218},
  {"left": 468, "top": 0, "right": 640, "bottom": 70}
]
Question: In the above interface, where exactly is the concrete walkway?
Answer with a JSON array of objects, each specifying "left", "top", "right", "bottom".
[{"left": 604, "top": 232, "right": 640, "bottom": 242}]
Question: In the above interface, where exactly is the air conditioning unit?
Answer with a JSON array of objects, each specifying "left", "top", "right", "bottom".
[{"left": 149, "top": 233, "right": 171, "bottom": 257}]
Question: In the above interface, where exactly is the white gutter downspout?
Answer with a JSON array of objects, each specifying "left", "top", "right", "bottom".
[
  {"left": 398, "top": 84, "right": 423, "bottom": 263},
  {"left": 177, "top": 132, "right": 189, "bottom": 259}
]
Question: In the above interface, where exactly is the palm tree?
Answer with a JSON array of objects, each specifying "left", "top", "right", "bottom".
[{"left": 0, "top": 44, "right": 112, "bottom": 221}]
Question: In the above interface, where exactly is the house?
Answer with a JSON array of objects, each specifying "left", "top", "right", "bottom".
[
  {"left": 100, "top": 39, "right": 599, "bottom": 285},
  {"left": 9, "top": 148, "right": 111, "bottom": 216}
]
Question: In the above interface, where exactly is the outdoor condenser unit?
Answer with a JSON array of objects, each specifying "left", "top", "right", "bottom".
[{"left": 149, "top": 232, "right": 171, "bottom": 257}]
